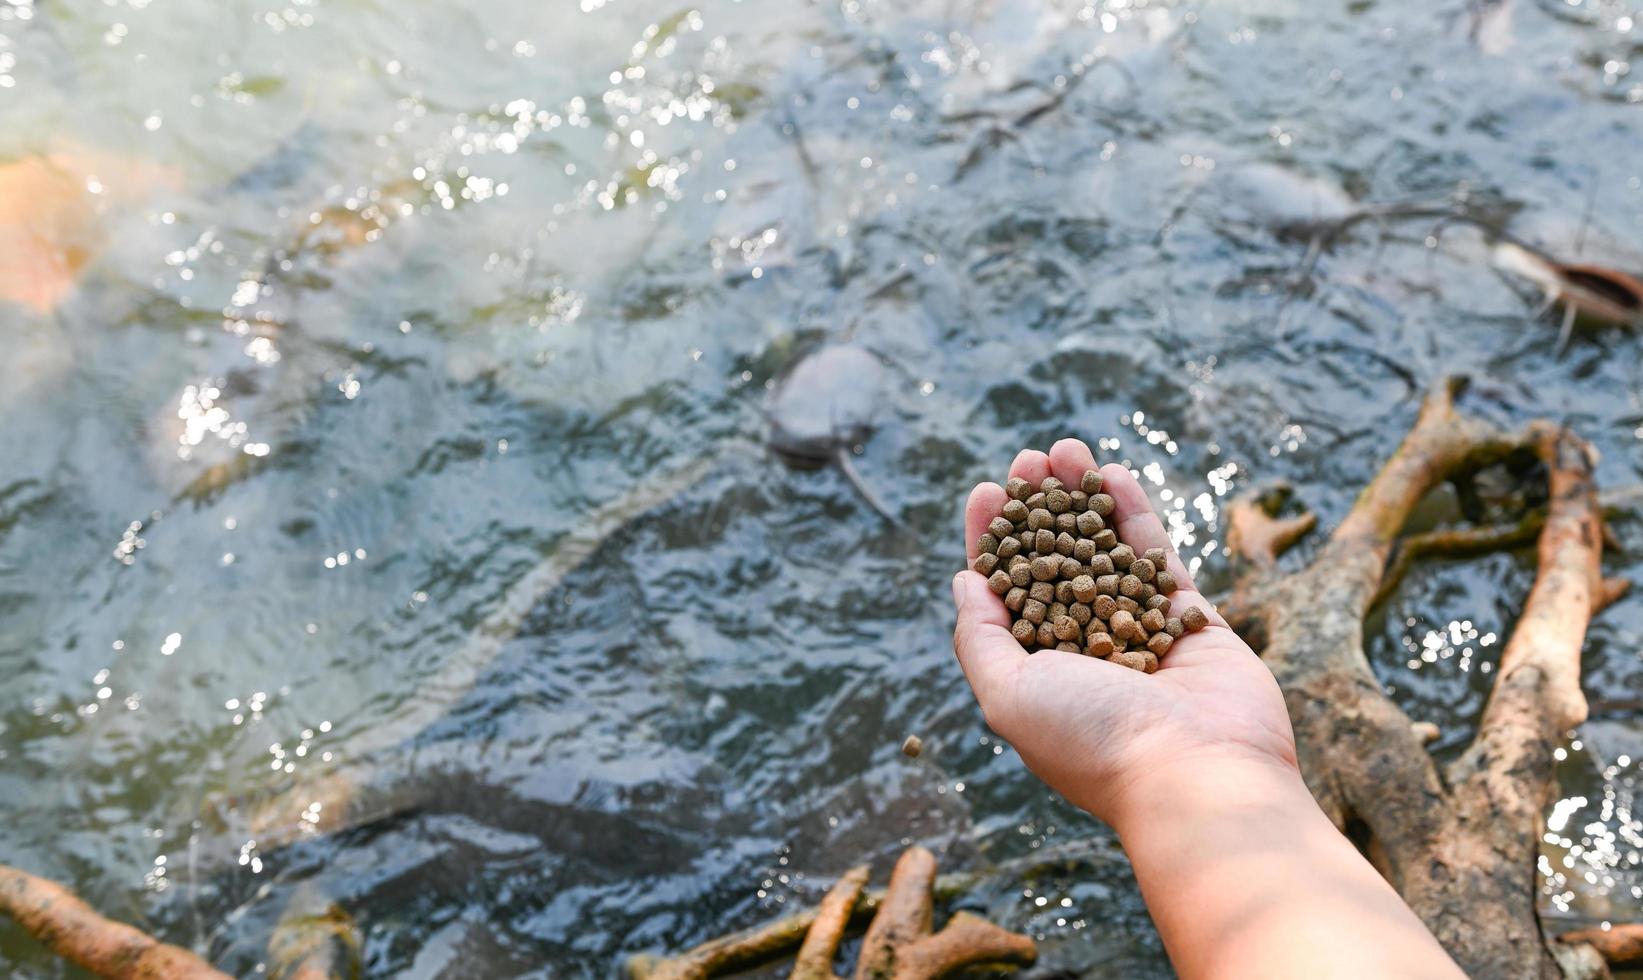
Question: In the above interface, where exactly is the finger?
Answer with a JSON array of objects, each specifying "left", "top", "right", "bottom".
[
  {"left": 1100, "top": 462, "right": 1230, "bottom": 631},
  {"left": 1007, "top": 449, "right": 1052, "bottom": 486},
  {"left": 965, "top": 482, "right": 1009, "bottom": 562},
  {"left": 1047, "top": 438, "right": 1100, "bottom": 489},
  {"left": 1099, "top": 462, "right": 1198, "bottom": 592},
  {"left": 952, "top": 571, "right": 1026, "bottom": 724}
]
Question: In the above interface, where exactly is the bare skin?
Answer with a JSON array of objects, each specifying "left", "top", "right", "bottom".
[{"left": 952, "top": 438, "right": 1465, "bottom": 980}]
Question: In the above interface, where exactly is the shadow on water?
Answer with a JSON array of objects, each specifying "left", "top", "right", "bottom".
[{"left": 0, "top": 0, "right": 1641, "bottom": 976}]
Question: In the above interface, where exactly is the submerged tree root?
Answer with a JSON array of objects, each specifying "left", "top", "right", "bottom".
[
  {"left": 1223, "top": 379, "right": 1629, "bottom": 978},
  {"left": 629, "top": 846, "right": 1044, "bottom": 980},
  {"left": 0, "top": 864, "right": 229, "bottom": 979}
]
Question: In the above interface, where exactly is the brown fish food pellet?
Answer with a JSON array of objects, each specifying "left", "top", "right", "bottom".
[
  {"left": 1108, "top": 650, "right": 1148, "bottom": 672},
  {"left": 1052, "top": 616, "right": 1082, "bottom": 642},
  {"left": 1023, "top": 599, "right": 1048, "bottom": 624},
  {"left": 1118, "top": 574, "right": 1145, "bottom": 600},
  {"left": 1092, "top": 594, "right": 1118, "bottom": 620},
  {"left": 974, "top": 469, "right": 1217, "bottom": 672}
]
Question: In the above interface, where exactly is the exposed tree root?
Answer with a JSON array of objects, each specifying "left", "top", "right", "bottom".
[
  {"left": 266, "top": 882, "right": 362, "bottom": 980},
  {"left": 629, "top": 844, "right": 1059, "bottom": 980},
  {"left": 0, "top": 864, "right": 228, "bottom": 979},
  {"left": 1558, "top": 923, "right": 1643, "bottom": 968},
  {"left": 791, "top": 866, "right": 869, "bottom": 979},
  {"left": 1224, "top": 482, "right": 1318, "bottom": 568},
  {"left": 1225, "top": 379, "right": 1627, "bottom": 978}
]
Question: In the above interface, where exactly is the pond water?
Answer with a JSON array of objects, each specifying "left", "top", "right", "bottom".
[{"left": 2, "top": 0, "right": 1642, "bottom": 975}]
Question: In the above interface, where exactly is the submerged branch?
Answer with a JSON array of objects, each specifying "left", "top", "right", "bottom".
[
  {"left": 1559, "top": 923, "right": 1643, "bottom": 968},
  {"left": 0, "top": 864, "right": 229, "bottom": 979}
]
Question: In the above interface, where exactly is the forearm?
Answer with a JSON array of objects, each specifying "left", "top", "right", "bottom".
[{"left": 1111, "top": 760, "right": 1464, "bottom": 980}]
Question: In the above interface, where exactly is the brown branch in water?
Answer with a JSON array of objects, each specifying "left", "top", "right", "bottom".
[
  {"left": 1228, "top": 378, "right": 1622, "bottom": 978},
  {"left": 1225, "top": 483, "right": 1316, "bottom": 569},
  {"left": 0, "top": 864, "right": 229, "bottom": 979},
  {"left": 790, "top": 866, "right": 868, "bottom": 980},
  {"left": 853, "top": 847, "right": 1034, "bottom": 980},
  {"left": 630, "top": 844, "right": 1063, "bottom": 980},
  {"left": 1370, "top": 514, "right": 1546, "bottom": 610},
  {"left": 266, "top": 883, "right": 362, "bottom": 980},
  {"left": 1559, "top": 923, "right": 1643, "bottom": 967}
]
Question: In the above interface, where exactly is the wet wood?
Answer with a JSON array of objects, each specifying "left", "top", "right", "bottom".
[
  {"left": 0, "top": 864, "right": 228, "bottom": 979},
  {"left": 1225, "top": 379, "right": 1624, "bottom": 978}
]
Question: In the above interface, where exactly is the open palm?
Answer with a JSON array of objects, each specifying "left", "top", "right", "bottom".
[{"left": 953, "top": 438, "right": 1299, "bottom": 826}]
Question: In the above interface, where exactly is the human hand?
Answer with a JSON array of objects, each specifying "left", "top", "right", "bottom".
[{"left": 952, "top": 438, "right": 1300, "bottom": 832}]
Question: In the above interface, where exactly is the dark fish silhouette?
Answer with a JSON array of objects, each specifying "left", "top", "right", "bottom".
[{"left": 766, "top": 344, "right": 894, "bottom": 521}]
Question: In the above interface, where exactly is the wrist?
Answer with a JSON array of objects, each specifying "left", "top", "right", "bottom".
[{"left": 1106, "top": 752, "right": 1315, "bottom": 843}]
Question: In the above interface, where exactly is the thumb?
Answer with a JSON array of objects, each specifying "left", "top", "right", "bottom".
[{"left": 951, "top": 571, "right": 1025, "bottom": 728}]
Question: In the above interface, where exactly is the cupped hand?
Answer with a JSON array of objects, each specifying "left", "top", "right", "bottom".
[{"left": 952, "top": 438, "right": 1300, "bottom": 830}]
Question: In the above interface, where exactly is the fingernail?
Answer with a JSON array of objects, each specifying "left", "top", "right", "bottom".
[{"left": 951, "top": 573, "right": 967, "bottom": 611}]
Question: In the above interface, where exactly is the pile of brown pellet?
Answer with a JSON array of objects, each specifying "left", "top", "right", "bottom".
[{"left": 972, "top": 470, "right": 1209, "bottom": 673}]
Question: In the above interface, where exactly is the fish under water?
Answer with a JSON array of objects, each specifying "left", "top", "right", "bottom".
[
  {"left": 765, "top": 343, "right": 895, "bottom": 522},
  {"left": 1491, "top": 241, "right": 1643, "bottom": 352}
]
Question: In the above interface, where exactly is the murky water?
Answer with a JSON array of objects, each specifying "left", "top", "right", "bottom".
[{"left": 2, "top": 0, "right": 1642, "bottom": 975}]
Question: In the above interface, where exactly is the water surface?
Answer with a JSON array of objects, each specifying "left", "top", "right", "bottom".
[{"left": 2, "top": 0, "right": 1642, "bottom": 975}]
